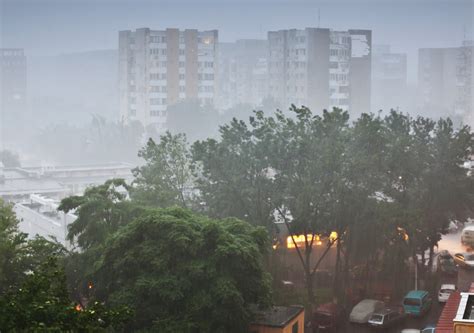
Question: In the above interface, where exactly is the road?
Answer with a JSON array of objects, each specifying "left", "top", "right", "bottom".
[{"left": 334, "top": 223, "right": 473, "bottom": 333}]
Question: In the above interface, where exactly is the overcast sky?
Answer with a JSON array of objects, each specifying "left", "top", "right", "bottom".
[{"left": 1, "top": 0, "right": 473, "bottom": 82}]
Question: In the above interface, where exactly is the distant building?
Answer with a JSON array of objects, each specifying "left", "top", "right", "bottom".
[
  {"left": 217, "top": 39, "right": 268, "bottom": 109},
  {"left": 0, "top": 48, "right": 27, "bottom": 138},
  {"left": 418, "top": 42, "right": 474, "bottom": 123},
  {"left": 0, "top": 162, "right": 134, "bottom": 202},
  {"left": 119, "top": 28, "right": 218, "bottom": 131},
  {"left": 371, "top": 44, "right": 408, "bottom": 113},
  {"left": 249, "top": 305, "right": 305, "bottom": 333},
  {"left": 267, "top": 28, "right": 371, "bottom": 115}
]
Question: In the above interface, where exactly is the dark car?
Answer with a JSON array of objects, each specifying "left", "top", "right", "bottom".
[
  {"left": 312, "top": 302, "right": 343, "bottom": 332},
  {"left": 367, "top": 307, "right": 406, "bottom": 328}
]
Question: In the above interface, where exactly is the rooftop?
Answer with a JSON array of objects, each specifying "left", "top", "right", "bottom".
[
  {"left": 405, "top": 290, "right": 429, "bottom": 298},
  {"left": 437, "top": 291, "right": 461, "bottom": 333},
  {"left": 251, "top": 305, "right": 304, "bottom": 328}
]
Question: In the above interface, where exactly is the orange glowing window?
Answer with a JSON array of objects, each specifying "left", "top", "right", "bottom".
[{"left": 287, "top": 234, "right": 320, "bottom": 248}]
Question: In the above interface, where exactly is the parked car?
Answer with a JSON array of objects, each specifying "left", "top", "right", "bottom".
[
  {"left": 368, "top": 307, "right": 405, "bottom": 328},
  {"left": 312, "top": 302, "right": 343, "bottom": 332},
  {"left": 454, "top": 252, "right": 474, "bottom": 268},
  {"left": 437, "top": 251, "right": 457, "bottom": 275},
  {"left": 421, "top": 325, "right": 436, "bottom": 333},
  {"left": 438, "top": 284, "right": 456, "bottom": 303},
  {"left": 401, "top": 327, "right": 436, "bottom": 333},
  {"left": 461, "top": 226, "right": 474, "bottom": 246},
  {"left": 349, "top": 299, "right": 385, "bottom": 324},
  {"left": 402, "top": 290, "right": 432, "bottom": 316}
]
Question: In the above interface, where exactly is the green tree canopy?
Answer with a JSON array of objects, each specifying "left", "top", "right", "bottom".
[
  {"left": 132, "top": 132, "right": 195, "bottom": 208},
  {"left": 90, "top": 207, "right": 272, "bottom": 332}
]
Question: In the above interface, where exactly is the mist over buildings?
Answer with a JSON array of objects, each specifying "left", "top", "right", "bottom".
[{"left": 0, "top": 0, "right": 473, "bottom": 166}]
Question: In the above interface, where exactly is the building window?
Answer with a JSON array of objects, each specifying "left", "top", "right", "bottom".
[
  {"left": 292, "top": 322, "right": 299, "bottom": 333},
  {"left": 179, "top": 49, "right": 185, "bottom": 55},
  {"left": 179, "top": 74, "right": 185, "bottom": 80}
]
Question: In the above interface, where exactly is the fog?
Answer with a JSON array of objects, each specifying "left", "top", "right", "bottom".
[
  {"left": 2, "top": 1, "right": 474, "bottom": 330},
  {"left": 0, "top": 0, "right": 473, "bottom": 165}
]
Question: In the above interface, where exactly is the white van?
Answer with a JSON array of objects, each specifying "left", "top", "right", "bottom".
[{"left": 461, "top": 226, "right": 474, "bottom": 246}]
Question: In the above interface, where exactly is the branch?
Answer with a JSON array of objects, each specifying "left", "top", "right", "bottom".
[
  {"left": 311, "top": 237, "right": 338, "bottom": 276},
  {"left": 276, "top": 206, "right": 306, "bottom": 269}
]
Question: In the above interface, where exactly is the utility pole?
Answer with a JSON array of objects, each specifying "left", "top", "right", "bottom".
[{"left": 415, "top": 258, "right": 418, "bottom": 291}]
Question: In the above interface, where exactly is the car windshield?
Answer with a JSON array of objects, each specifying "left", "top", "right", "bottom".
[
  {"left": 441, "top": 289, "right": 454, "bottom": 293},
  {"left": 440, "top": 253, "right": 451, "bottom": 259},
  {"left": 404, "top": 298, "right": 420, "bottom": 306},
  {"left": 370, "top": 314, "right": 383, "bottom": 322},
  {"left": 465, "top": 254, "right": 474, "bottom": 261}
]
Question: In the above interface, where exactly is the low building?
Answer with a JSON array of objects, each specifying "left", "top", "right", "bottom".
[
  {"left": 15, "top": 194, "right": 77, "bottom": 248},
  {"left": 0, "top": 162, "right": 134, "bottom": 202},
  {"left": 250, "top": 305, "right": 305, "bottom": 333}
]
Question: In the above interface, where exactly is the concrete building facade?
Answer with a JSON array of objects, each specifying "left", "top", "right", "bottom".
[
  {"left": 371, "top": 44, "right": 408, "bottom": 113},
  {"left": 218, "top": 39, "right": 268, "bottom": 109},
  {"left": 418, "top": 42, "right": 473, "bottom": 123},
  {"left": 0, "top": 48, "right": 27, "bottom": 140},
  {"left": 119, "top": 28, "right": 218, "bottom": 130},
  {"left": 267, "top": 28, "right": 371, "bottom": 115}
]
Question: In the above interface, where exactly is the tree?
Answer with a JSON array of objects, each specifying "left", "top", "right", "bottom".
[
  {"left": 192, "top": 117, "right": 276, "bottom": 230},
  {"left": 381, "top": 112, "right": 474, "bottom": 284},
  {"left": 0, "top": 256, "right": 131, "bottom": 331},
  {"left": 89, "top": 207, "right": 272, "bottom": 332},
  {"left": 132, "top": 132, "right": 195, "bottom": 208},
  {"left": 58, "top": 178, "right": 142, "bottom": 250}
]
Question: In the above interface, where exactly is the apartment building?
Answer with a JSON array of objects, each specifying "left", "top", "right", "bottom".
[
  {"left": 0, "top": 48, "right": 27, "bottom": 138},
  {"left": 267, "top": 28, "right": 371, "bottom": 115},
  {"left": 372, "top": 44, "right": 408, "bottom": 113},
  {"left": 418, "top": 42, "right": 473, "bottom": 123},
  {"left": 119, "top": 28, "right": 218, "bottom": 130},
  {"left": 218, "top": 39, "right": 268, "bottom": 109}
]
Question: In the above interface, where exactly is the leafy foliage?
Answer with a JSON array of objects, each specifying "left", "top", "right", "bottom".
[
  {"left": 83, "top": 207, "right": 271, "bottom": 332},
  {"left": 132, "top": 133, "right": 195, "bottom": 208}
]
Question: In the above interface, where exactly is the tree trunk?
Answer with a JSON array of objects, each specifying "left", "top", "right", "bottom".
[
  {"left": 305, "top": 265, "right": 315, "bottom": 314},
  {"left": 427, "top": 245, "right": 434, "bottom": 273},
  {"left": 333, "top": 239, "right": 342, "bottom": 298}
]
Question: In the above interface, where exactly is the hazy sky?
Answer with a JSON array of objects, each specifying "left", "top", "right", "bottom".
[{"left": 1, "top": 0, "right": 473, "bottom": 82}]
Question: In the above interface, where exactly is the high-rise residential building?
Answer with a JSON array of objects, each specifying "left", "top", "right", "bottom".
[
  {"left": 0, "top": 48, "right": 27, "bottom": 138},
  {"left": 418, "top": 42, "right": 473, "bottom": 123},
  {"left": 218, "top": 39, "right": 268, "bottom": 109},
  {"left": 267, "top": 28, "right": 371, "bottom": 114},
  {"left": 456, "top": 41, "right": 474, "bottom": 125},
  {"left": 119, "top": 28, "right": 218, "bottom": 130},
  {"left": 371, "top": 44, "right": 408, "bottom": 112}
]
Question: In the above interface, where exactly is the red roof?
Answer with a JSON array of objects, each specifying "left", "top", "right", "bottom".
[{"left": 436, "top": 291, "right": 461, "bottom": 333}]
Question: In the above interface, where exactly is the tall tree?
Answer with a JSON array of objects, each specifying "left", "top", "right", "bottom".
[
  {"left": 132, "top": 132, "right": 195, "bottom": 208},
  {"left": 89, "top": 207, "right": 272, "bottom": 332}
]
